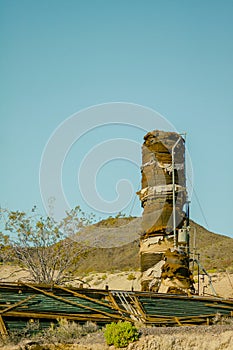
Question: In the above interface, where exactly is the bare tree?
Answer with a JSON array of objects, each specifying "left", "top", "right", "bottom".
[{"left": 0, "top": 206, "right": 94, "bottom": 284}]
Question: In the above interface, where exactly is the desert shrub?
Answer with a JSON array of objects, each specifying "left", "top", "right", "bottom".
[
  {"left": 0, "top": 320, "right": 99, "bottom": 346},
  {"left": 82, "top": 321, "right": 98, "bottom": 334},
  {"left": 104, "top": 321, "right": 139, "bottom": 348},
  {"left": 213, "top": 313, "right": 233, "bottom": 325},
  {"left": 0, "top": 320, "right": 41, "bottom": 346},
  {"left": 93, "top": 280, "right": 101, "bottom": 286},
  {"left": 127, "top": 273, "right": 136, "bottom": 281},
  {"left": 40, "top": 319, "right": 98, "bottom": 344},
  {"left": 1, "top": 206, "right": 94, "bottom": 284}
]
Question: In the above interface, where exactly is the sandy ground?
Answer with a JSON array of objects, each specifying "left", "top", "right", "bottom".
[{"left": 0, "top": 265, "right": 233, "bottom": 298}]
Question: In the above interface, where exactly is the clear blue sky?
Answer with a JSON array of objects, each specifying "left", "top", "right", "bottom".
[{"left": 1, "top": 1, "right": 233, "bottom": 237}]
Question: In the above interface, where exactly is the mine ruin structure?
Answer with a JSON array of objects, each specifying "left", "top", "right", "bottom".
[{"left": 137, "top": 130, "right": 194, "bottom": 294}]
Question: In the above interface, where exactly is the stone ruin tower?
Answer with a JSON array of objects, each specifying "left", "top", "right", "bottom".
[{"left": 137, "top": 130, "right": 194, "bottom": 294}]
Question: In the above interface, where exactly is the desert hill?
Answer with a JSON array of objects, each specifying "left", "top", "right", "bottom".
[
  {"left": 76, "top": 217, "right": 233, "bottom": 273},
  {"left": 0, "top": 216, "right": 232, "bottom": 297}
]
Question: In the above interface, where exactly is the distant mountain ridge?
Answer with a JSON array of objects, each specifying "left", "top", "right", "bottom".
[{"left": 76, "top": 217, "right": 233, "bottom": 273}]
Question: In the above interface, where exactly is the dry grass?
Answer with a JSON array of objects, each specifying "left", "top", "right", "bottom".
[{"left": 0, "top": 320, "right": 99, "bottom": 349}]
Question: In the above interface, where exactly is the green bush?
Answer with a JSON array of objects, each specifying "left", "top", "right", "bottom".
[
  {"left": 104, "top": 321, "right": 139, "bottom": 348},
  {"left": 127, "top": 273, "right": 136, "bottom": 281}
]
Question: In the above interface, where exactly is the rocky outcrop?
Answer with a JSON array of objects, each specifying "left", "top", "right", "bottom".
[{"left": 138, "top": 130, "right": 194, "bottom": 293}]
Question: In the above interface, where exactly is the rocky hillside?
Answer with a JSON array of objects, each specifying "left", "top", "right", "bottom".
[
  {"left": 189, "top": 220, "right": 233, "bottom": 271},
  {"left": 76, "top": 217, "right": 233, "bottom": 273}
]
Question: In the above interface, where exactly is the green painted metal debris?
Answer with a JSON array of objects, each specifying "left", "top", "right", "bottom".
[{"left": 0, "top": 282, "right": 232, "bottom": 336}]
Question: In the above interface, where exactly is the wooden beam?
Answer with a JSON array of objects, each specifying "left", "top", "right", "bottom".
[
  {"left": 0, "top": 295, "right": 36, "bottom": 314},
  {"left": 132, "top": 296, "right": 147, "bottom": 321},
  {"left": 174, "top": 317, "right": 182, "bottom": 326},
  {"left": 2, "top": 310, "right": 121, "bottom": 323},
  {"left": 107, "top": 292, "right": 129, "bottom": 315},
  {"left": 56, "top": 285, "right": 128, "bottom": 314},
  {"left": 204, "top": 303, "right": 233, "bottom": 310},
  {"left": 0, "top": 316, "right": 8, "bottom": 338},
  {"left": 22, "top": 283, "right": 129, "bottom": 321}
]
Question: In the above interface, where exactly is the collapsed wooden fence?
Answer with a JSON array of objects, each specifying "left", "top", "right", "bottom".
[{"left": 0, "top": 282, "right": 232, "bottom": 337}]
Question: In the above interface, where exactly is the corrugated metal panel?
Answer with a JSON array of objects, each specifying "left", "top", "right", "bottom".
[{"left": 139, "top": 297, "right": 232, "bottom": 317}]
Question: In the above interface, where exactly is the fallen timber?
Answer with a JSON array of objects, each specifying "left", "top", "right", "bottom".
[{"left": 0, "top": 283, "right": 232, "bottom": 336}]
